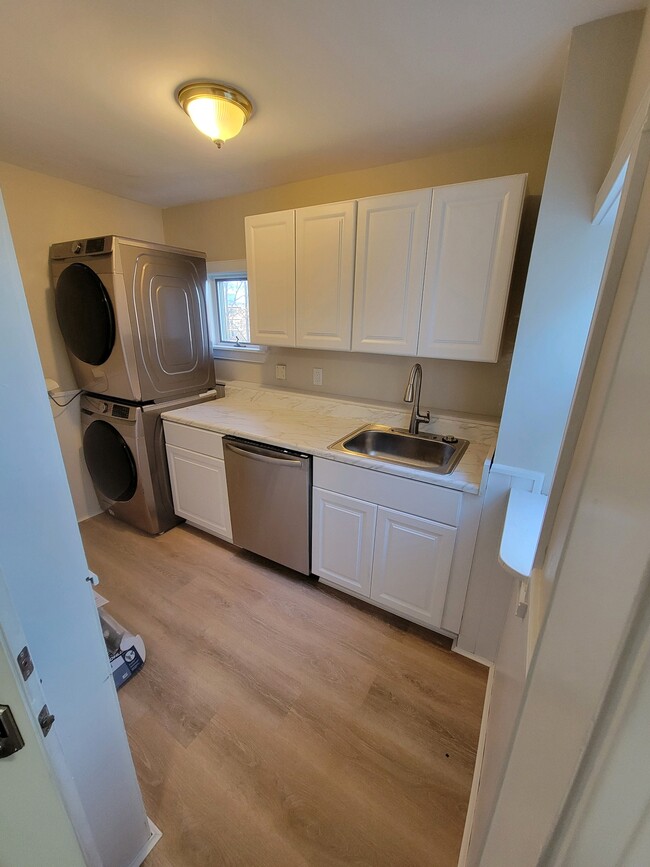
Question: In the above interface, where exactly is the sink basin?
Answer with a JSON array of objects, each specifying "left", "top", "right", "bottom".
[{"left": 328, "top": 424, "right": 469, "bottom": 475}]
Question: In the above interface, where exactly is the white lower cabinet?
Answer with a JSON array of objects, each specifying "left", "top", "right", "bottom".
[
  {"left": 163, "top": 421, "right": 232, "bottom": 541},
  {"left": 312, "top": 489, "right": 377, "bottom": 596},
  {"left": 313, "top": 464, "right": 460, "bottom": 631},
  {"left": 371, "top": 508, "right": 456, "bottom": 627}
]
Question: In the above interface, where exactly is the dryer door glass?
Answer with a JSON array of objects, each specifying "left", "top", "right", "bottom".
[
  {"left": 83, "top": 420, "right": 137, "bottom": 502},
  {"left": 55, "top": 263, "right": 116, "bottom": 365}
]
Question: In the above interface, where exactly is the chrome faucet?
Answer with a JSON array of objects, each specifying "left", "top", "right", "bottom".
[{"left": 403, "top": 363, "right": 430, "bottom": 435}]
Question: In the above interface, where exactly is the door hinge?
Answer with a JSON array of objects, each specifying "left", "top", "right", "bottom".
[
  {"left": 38, "top": 705, "right": 55, "bottom": 738},
  {"left": 515, "top": 580, "right": 529, "bottom": 619},
  {"left": 16, "top": 646, "right": 34, "bottom": 681}
]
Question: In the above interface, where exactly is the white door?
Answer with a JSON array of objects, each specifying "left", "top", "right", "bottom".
[
  {"left": 312, "top": 488, "right": 376, "bottom": 596},
  {"left": 245, "top": 209, "right": 296, "bottom": 346},
  {"left": 371, "top": 507, "right": 456, "bottom": 628},
  {"left": 295, "top": 201, "right": 357, "bottom": 350},
  {"left": 0, "top": 596, "right": 87, "bottom": 867},
  {"left": 352, "top": 188, "right": 432, "bottom": 355},
  {"left": 167, "top": 444, "right": 232, "bottom": 540},
  {"left": 418, "top": 174, "right": 526, "bottom": 361},
  {"left": 0, "top": 190, "right": 152, "bottom": 867}
]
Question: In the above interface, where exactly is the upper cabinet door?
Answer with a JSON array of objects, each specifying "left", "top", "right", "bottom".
[
  {"left": 245, "top": 210, "right": 296, "bottom": 346},
  {"left": 418, "top": 174, "right": 526, "bottom": 362},
  {"left": 295, "top": 201, "right": 357, "bottom": 350},
  {"left": 352, "top": 188, "right": 432, "bottom": 356}
]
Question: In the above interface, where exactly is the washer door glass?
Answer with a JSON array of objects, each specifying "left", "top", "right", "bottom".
[
  {"left": 83, "top": 420, "right": 137, "bottom": 502},
  {"left": 55, "top": 263, "right": 116, "bottom": 365}
]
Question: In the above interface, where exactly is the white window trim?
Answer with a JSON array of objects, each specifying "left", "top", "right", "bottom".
[{"left": 206, "top": 259, "right": 268, "bottom": 363}]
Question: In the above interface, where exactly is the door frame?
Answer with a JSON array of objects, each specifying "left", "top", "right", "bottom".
[{"left": 476, "top": 116, "right": 650, "bottom": 864}]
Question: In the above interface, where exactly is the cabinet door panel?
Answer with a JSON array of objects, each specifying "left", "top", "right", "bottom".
[
  {"left": 245, "top": 210, "right": 296, "bottom": 346},
  {"left": 296, "top": 202, "right": 356, "bottom": 350},
  {"left": 419, "top": 174, "right": 526, "bottom": 361},
  {"left": 312, "top": 488, "right": 376, "bottom": 597},
  {"left": 371, "top": 507, "right": 456, "bottom": 628},
  {"left": 352, "top": 189, "right": 432, "bottom": 355},
  {"left": 166, "top": 444, "right": 232, "bottom": 540}
]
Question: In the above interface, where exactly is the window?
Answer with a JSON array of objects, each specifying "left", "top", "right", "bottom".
[
  {"left": 206, "top": 260, "right": 266, "bottom": 361},
  {"left": 215, "top": 275, "right": 250, "bottom": 345}
]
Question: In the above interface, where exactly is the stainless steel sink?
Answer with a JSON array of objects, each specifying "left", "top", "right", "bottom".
[{"left": 328, "top": 424, "right": 469, "bottom": 474}]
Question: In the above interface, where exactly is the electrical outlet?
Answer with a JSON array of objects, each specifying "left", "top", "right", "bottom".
[
  {"left": 275, "top": 364, "right": 286, "bottom": 381},
  {"left": 313, "top": 368, "right": 323, "bottom": 386}
]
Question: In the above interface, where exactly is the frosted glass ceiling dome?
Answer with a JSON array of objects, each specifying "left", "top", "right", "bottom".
[{"left": 176, "top": 82, "right": 253, "bottom": 148}]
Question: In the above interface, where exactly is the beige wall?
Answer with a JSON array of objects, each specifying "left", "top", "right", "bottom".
[
  {"left": 163, "top": 132, "right": 550, "bottom": 417},
  {"left": 162, "top": 130, "right": 552, "bottom": 260},
  {"left": 617, "top": 5, "right": 650, "bottom": 148},
  {"left": 0, "top": 161, "right": 164, "bottom": 519},
  {"left": 494, "top": 10, "right": 642, "bottom": 489},
  {"left": 213, "top": 197, "right": 538, "bottom": 417}
]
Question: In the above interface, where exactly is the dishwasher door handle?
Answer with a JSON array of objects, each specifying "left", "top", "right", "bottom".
[{"left": 224, "top": 441, "right": 304, "bottom": 467}]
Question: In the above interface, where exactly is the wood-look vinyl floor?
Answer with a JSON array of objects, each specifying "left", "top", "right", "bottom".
[{"left": 80, "top": 513, "right": 488, "bottom": 867}]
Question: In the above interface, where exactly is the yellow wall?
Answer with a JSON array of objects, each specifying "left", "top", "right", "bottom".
[
  {"left": 0, "top": 162, "right": 164, "bottom": 388},
  {"left": 0, "top": 161, "right": 164, "bottom": 518},
  {"left": 162, "top": 131, "right": 550, "bottom": 417},
  {"left": 0, "top": 130, "right": 552, "bottom": 516},
  {"left": 163, "top": 130, "right": 552, "bottom": 260}
]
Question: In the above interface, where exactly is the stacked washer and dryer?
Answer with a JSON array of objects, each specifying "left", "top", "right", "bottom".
[{"left": 50, "top": 235, "right": 219, "bottom": 535}]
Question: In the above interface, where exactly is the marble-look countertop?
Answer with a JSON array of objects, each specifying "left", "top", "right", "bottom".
[{"left": 162, "top": 381, "right": 499, "bottom": 495}]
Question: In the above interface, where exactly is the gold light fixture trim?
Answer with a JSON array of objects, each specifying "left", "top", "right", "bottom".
[{"left": 176, "top": 81, "right": 253, "bottom": 148}]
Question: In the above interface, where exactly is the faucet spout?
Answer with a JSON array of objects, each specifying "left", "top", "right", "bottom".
[{"left": 403, "top": 363, "right": 430, "bottom": 435}]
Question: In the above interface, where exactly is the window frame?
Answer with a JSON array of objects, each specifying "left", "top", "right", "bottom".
[{"left": 206, "top": 259, "right": 267, "bottom": 362}]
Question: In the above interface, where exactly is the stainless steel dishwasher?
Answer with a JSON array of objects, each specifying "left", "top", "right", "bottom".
[{"left": 223, "top": 436, "right": 312, "bottom": 575}]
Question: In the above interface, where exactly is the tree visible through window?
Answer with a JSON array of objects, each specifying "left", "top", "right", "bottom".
[{"left": 215, "top": 277, "right": 250, "bottom": 344}]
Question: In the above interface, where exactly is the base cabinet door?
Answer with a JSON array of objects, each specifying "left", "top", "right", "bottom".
[
  {"left": 371, "top": 507, "right": 456, "bottom": 628},
  {"left": 312, "top": 488, "right": 377, "bottom": 596},
  {"left": 166, "top": 444, "right": 232, "bottom": 540}
]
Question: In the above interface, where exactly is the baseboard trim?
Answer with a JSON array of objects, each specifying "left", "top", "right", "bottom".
[
  {"left": 453, "top": 645, "right": 493, "bottom": 669},
  {"left": 126, "top": 818, "right": 162, "bottom": 867},
  {"left": 77, "top": 506, "right": 104, "bottom": 524},
  {"left": 457, "top": 663, "right": 495, "bottom": 867}
]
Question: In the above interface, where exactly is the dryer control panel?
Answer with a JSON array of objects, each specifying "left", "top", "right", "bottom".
[{"left": 49, "top": 236, "right": 113, "bottom": 258}]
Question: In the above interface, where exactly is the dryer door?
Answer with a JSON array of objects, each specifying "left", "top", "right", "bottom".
[
  {"left": 54, "top": 263, "right": 116, "bottom": 365},
  {"left": 83, "top": 420, "right": 137, "bottom": 502}
]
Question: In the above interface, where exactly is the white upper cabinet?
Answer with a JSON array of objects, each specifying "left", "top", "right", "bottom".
[
  {"left": 352, "top": 188, "right": 433, "bottom": 356},
  {"left": 245, "top": 209, "right": 296, "bottom": 346},
  {"left": 418, "top": 174, "right": 526, "bottom": 362},
  {"left": 244, "top": 175, "right": 525, "bottom": 360},
  {"left": 296, "top": 201, "right": 356, "bottom": 350}
]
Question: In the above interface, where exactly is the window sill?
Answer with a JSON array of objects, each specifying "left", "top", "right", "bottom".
[{"left": 212, "top": 345, "right": 269, "bottom": 364}]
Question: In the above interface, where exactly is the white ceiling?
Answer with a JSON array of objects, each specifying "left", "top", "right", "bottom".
[{"left": 0, "top": 0, "right": 641, "bottom": 207}]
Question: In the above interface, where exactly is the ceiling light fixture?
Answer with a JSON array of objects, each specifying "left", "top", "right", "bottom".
[{"left": 176, "top": 81, "right": 253, "bottom": 148}]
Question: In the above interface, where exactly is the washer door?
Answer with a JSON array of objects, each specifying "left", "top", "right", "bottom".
[
  {"left": 83, "top": 420, "right": 137, "bottom": 502},
  {"left": 55, "top": 263, "right": 116, "bottom": 365}
]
